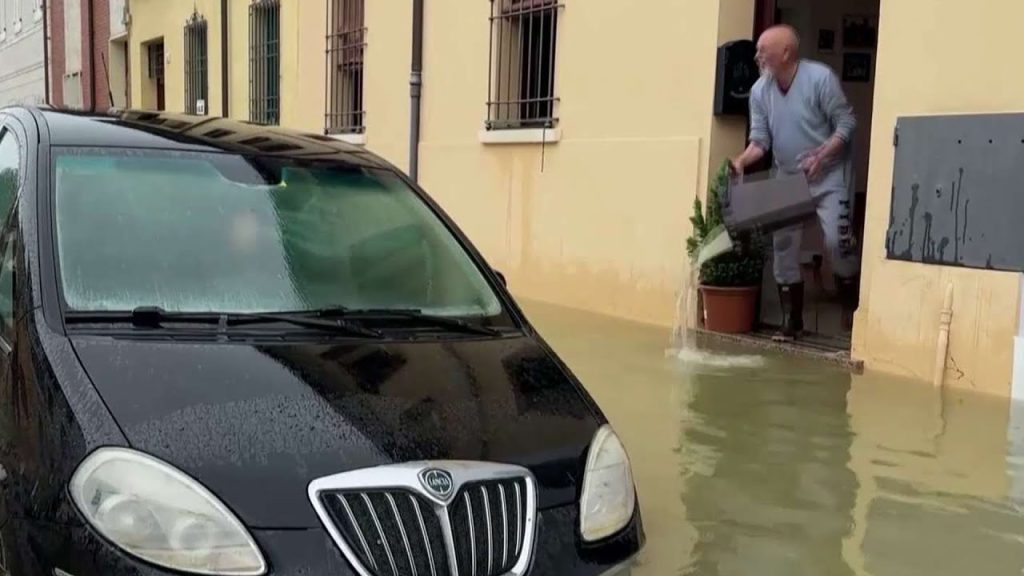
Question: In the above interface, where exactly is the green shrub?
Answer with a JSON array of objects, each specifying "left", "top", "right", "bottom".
[{"left": 686, "top": 161, "right": 765, "bottom": 287}]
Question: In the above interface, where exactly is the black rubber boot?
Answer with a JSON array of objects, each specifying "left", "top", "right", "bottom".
[
  {"left": 774, "top": 282, "right": 805, "bottom": 342},
  {"left": 835, "top": 274, "right": 860, "bottom": 332}
]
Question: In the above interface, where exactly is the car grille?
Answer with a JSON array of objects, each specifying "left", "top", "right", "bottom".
[
  {"left": 321, "top": 490, "right": 452, "bottom": 576},
  {"left": 317, "top": 475, "right": 532, "bottom": 576},
  {"left": 448, "top": 478, "right": 529, "bottom": 576}
]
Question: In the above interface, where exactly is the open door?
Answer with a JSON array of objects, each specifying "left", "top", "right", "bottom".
[
  {"left": 754, "top": 0, "right": 777, "bottom": 36},
  {"left": 748, "top": 0, "right": 879, "bottom": 350}
]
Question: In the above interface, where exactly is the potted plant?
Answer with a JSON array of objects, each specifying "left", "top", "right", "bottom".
[{"left": 686, "top": 162, "right": 765, "bottom": 333}]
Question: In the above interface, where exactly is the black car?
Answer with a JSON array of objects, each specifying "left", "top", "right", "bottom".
[{"left": 0, "top": 106, "right": 644, "bottom": 576}]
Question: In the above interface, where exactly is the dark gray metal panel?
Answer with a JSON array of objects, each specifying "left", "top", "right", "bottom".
[{"left": 886, "top": 113, "right": 1024, "bottom": 271}]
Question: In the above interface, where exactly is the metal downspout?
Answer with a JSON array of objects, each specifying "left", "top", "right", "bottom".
[
  {"left": 221, "top": 0, "right": 230, "bottom": 117},
  {"left": 87, "top": 0, "right": 95, "bottom": 110},
  {"left": 409, "top": 0, "right": 424, "bottom": 181},
  {"left": 42, "top": 0, "right": 50, "bottom": 104}
]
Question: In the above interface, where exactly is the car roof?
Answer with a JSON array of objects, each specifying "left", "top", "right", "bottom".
[{"left": 12, "top": 106, "right": 390, "bottom": 170}]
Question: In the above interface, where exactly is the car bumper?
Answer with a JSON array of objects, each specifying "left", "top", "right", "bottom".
[{"left": 9, "top": 505, "right": 643, "bottom": 575}]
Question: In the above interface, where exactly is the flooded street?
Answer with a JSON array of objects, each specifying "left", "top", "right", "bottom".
[{"left": 521, "top": 300, "right": 1024, "bottom": 576}]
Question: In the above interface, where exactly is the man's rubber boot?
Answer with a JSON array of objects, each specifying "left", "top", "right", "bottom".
[
  {"left": 773, "top": 283, "right": 805, "bottom": 342},
  {"left": 836, "top": 274, "right": 860, "bottom": 333}
]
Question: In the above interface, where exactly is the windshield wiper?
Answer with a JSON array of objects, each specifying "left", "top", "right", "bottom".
[
  {"left": 65, "top": 308, "right": 221, "bottom": 328},
  {"left": 65, "top": 307, "right": 384, "bottom": 339},
  {"left": 308, "top": 306, "right": 503, "bottom": 337}
]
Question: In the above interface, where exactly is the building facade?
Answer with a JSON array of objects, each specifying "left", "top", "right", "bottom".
[
  {"left": 122, "top": 0, "right": 1024, "bottom": 398},
  {"left": 47, "top": 0, "right": 116, "bottom": 110},
  {"left": 0, "top": 0, "right": 46, "bottom": 106}
]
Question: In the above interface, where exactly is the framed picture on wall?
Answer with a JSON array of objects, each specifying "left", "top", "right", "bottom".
[
  {"left": 817, "top": 29, "right": 836, "bottom": 53},
  {"left": 842, "top": 15, "right": 878, "bottom": 49},
  {"left": 842, "top": 52, "right": 872, "bottom": 82}
]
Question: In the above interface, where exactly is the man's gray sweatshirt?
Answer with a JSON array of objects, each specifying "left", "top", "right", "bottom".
[{"left": 748, "top": 59, "right": 857, "bottom": 196}]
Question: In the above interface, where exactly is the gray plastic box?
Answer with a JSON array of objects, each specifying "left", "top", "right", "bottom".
[{"left": 720, "top": 169, "right": 817, "bottom": 235}]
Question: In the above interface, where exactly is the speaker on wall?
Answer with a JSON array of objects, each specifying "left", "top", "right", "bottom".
[{"left": 713, "top": 39, "right": 759, "bottom": 117}]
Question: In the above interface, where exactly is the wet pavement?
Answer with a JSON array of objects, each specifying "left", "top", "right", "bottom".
[{"left": 521, "top": 300, "right": 1024, "bottom": 576}]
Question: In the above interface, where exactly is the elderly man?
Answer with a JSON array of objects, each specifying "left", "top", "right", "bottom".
[{"left": 730, "top": 24, "right": 860, "bottom": 341}]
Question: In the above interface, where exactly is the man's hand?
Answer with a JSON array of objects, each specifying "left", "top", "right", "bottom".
[
  {"left": 800, "top": 135, "right": 845, "bottom": 182},
  {"left": 728, "top": 157, "right": 744, "bottom": 175},
  {"left": 729, "top": 143, "right": 765, "bottom": 176},
  {"left": 798, "top": 150, "right": 825, "bottom": 182}
]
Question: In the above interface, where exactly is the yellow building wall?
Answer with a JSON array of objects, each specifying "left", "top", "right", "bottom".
[
  {"left": 128, "top": 0, "right": 226, "bottom": 116},
  {"left": 128, "top": 0, "right": 329, "bottom": 129},
  {"left": 417, "top": 0, "right": 753, "bottom": 327},
  {"left": 852, "top": 0, "right": 1024, "bottom": 394},
  {"left": 363, "top": 0, "right": 412, "bottom": 171},
  {"left": 279, "top": 0, "right": 326, "bottom": 133},
  {"left": 227, "top": 1, "right": 248, "bottom": 121}
]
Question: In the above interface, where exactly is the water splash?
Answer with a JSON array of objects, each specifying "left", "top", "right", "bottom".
[{"left": 671, "top": 226, "right": 765, "bottom": 368}]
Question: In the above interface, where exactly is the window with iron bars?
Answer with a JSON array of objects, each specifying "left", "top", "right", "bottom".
[
  {"left": 486, "top": 0, "right": 562, "bottom": 130},
  {"left": 249, "top": 0, "right": 281, "bottom": 125},
  {"left": 325, "top": 0, "right": 366, "bottom": 134},
  {"left": 184, "top": 13, "right": 209, "bottom": 115}
]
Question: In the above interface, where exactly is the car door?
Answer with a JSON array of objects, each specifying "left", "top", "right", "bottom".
[{"left": 0, "top": 121, "right": 24, "bottom": 570}]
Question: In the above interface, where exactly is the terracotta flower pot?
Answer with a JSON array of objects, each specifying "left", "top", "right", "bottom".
[{"left": 699, "top": 285, "right": 759, "bottom": 334}]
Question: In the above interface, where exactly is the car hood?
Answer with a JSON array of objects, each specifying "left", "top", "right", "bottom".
[{"left": 70, "top": 335, "right": 601, "bottom": 528}]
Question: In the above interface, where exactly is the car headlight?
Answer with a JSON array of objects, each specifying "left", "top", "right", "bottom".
[
  {"left": 579, "top": 425, "right": 636, "bottom": 542},
  {"left": 69, "top": 447, "right": 266, "bottom": 575}
]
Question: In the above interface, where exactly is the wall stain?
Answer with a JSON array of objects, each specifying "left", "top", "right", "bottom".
[
  {"left": 947, "top": 356, "right": 966, "bottom": 382},
  {"left": 899, "top": 183, "right": 921, "bottom": 259},
  {"left": 953, "top": 170, "right": 963, "bottom": 263},
  {"left": 961, "top": 196, "right": 970, "bottom": 255},
  {"left": 922, "top": 212, "right": 934, "bottom": 261}
]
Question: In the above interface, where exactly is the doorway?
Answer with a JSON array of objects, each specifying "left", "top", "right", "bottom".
[
  {"left": 141, "top": 38, "right": 166, "bottom": 111},
  {"left": 752, "top": 0, "right": 878, "bottom": 350},
  {"left": 109, "top": 37, "right": 129, "bottom": 108}
]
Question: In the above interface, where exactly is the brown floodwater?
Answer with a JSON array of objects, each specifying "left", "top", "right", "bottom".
[{"left": 521, "top": 300, "right": 1024, "bottom": 576}]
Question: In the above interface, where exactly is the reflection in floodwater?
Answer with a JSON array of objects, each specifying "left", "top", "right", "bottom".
[{"left": 522, "top": 300, "right": 1024, "bottom": 576}]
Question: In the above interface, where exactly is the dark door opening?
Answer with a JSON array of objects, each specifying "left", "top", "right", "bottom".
[
  {"left": 751, "top": 0, "right": 878, "bottom": 349},
  {"left": 143, "top": 39, "right": 166, "bottom": 111}
]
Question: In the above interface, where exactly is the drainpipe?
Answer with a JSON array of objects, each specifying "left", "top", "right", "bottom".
[
  {"left": 409, "top": 0, "right": 424, "bottom": 181},
  {"left": 221, "top": 0, "right": 229, "bottom": 117},
  {"left": 87, "top": 0, "right": 96, "bottom": 110},
  {"left": 933, "top": 282, "right": 954, "bottom": 388},
  {"left": 42, "top": 0, "right": 50, "bottom": 104}
]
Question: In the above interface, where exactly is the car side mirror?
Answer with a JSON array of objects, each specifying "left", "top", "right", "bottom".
[{"left": 494, "top": 270, "right": 507, "bottom": 287}]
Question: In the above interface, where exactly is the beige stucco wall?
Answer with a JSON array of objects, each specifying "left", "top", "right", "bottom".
[
  {"left": 129, "top": 0, "right": 328, "bottom": 127},
  {"left": 418, "top": 0, "right": 753, "bottom": 327},
  {"left": 128, "top": 0, "right": 225, "bottom": 115},
  {"left": 364, "top": 0, "right": 412, "bottom": 171},
  {"left": 851, "top": 0, "right": 1024, "bottom": 394}
]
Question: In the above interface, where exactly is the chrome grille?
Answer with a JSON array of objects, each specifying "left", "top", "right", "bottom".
[
  {"left": 309, "top": 462, "right": 537, "bottom": 576},
  {"left": 320, "top": 490, "right": 450, "bottom": 576},
  {"left": 448, "top": 478, "right": 528, "bottom": 576}
]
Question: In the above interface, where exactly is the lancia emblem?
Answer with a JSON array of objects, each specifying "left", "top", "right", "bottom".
[{"left": 420, "top": 468, "right": 454, "bottom": 500}]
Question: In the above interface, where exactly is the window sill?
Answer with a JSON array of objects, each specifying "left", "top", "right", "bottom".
[
  {"left": 327, "top": 133, "right": 367, "bottom": 146},
  {"left": 478, "top": 128, "right": 561, "bottom": 145}
]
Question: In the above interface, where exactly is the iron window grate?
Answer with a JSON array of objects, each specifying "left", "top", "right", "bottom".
[
  {"left": 184, "top": 13, "right": 209, "bottom": 115},
  {"left": 325, "top": 0, "right": 366, "bottom": 135},
  {"left": 249, "top": 0, "right": 281, "bottom": 125},
  {"left": 486, "top": 0, "right": 563, "bottom": 131}
]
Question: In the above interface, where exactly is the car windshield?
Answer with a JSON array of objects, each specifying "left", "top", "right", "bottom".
[{"left": 52, "top": 148, "right": 505, "bottom": 319}]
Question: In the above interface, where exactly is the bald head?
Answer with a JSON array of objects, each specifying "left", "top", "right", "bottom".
[
  {"left": 756, "top": 24, "right": 801, "bottom": 77},
  {"left": 762, "top": 24, "right": 800, "bottom": 50}
]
